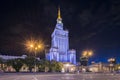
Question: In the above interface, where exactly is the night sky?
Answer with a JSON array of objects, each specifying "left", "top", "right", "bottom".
[{"left": 0, "top": 0, "right": 120, "bottom": 63}]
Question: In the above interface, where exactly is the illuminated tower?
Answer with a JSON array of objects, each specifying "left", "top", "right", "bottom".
[{"left": 46, "top": 7, "right": 76, "bottom": 64}]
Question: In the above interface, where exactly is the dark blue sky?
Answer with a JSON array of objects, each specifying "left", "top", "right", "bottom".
[{"left": 0, "top": 0, "right": 120, "bottom": 63}]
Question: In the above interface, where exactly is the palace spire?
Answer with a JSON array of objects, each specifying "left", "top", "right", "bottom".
[
  {"left": 57, "top": 7, "right": 62, "bottom": 24},
  {"left": 57, "top": 7, "right": 61, "bottom": 20}
]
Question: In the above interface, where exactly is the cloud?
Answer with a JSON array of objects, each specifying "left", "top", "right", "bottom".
[{"left": 81, "top": 32, "right": 97, "bottom": 40}]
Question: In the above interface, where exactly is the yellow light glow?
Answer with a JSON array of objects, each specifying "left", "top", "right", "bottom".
[
  {"left": 71, "top": 68, "right": 74, "bottom": 71},
  {"left": 118, "top": 66, "right": 120, "bottom": 69},
  {"left": 38, "top": 45, "right": 41, "bottom": 48},
  {"left": 24, "top": 37, "right": 44, "bottom": 53},
  {"left": 82, "top": 51, "right": 87, "bottom": 56},
  {"left": 82, "top": 50, "right": 93, "bottom": 57},
  {"left": 88, "top": 51, "right": 93, "bottom": 56},
  {"left": 35, "top": 47, "right": 37, "bottom": 50},
  {"left": 30, "top": 44, "right": 33, "bottom": 48}
]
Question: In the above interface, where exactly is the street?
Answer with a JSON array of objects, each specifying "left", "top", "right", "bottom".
[{"left": 0, "top": 73, "right": 120, "bottom": 80}]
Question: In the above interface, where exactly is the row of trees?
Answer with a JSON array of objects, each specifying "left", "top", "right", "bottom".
[{"left": 0, "top": 57, "right": 63, "bottom": 72}]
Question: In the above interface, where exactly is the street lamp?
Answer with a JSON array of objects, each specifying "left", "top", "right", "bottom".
[
  {"left": 108, "top": 58, "right": 116, "bottom": 72},
  {"left": 108, "top": 58, "right": 116, "bottom": 63},
  {"left": 81, "top": 50, "right": 93, "bottom": 64},
  {"left": 80, "top": 50, "right": 93, "bottom": 72},
  {"left": 25, "top": 38, "right": 44, "bottom": 72}
]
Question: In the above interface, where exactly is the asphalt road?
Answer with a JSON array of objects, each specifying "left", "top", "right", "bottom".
[{"left": 0, "top": 73, "right": 120, "bottom": 80}]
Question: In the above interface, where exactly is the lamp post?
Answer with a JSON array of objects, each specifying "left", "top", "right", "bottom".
[
  {"left": 108, "top": 58, "right": 116, "bottom": 72},
  {"left": 80, "top": 50, "right": 93, "bottom": 72},
  {"left": 81, "top": 50, "right": 93, "bottom": 65},
  {"left": 25, "top": 38, "right": 44, "bottom": 72}
]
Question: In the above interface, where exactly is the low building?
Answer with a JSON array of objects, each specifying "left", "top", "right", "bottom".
[
  {"left": 61, "top": 62, "right": 76, "bottom": 73},
  {"left": 0, "top": 55, "right": 28, "bottom": 72},
  {"left": 88, "top": 62, "right": 109, "bottom": 72},
  {"left": 0, "top": 55, "right": 27, "bottom": 60}
]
